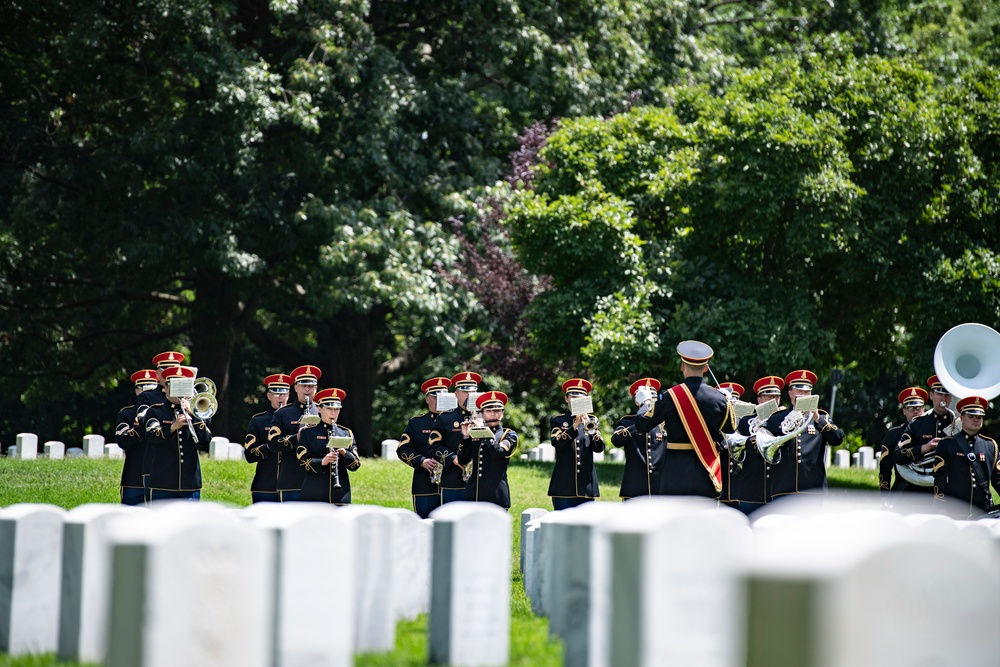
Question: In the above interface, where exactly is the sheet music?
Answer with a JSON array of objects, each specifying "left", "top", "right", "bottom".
[
  {"left": 328, "top": 436, "right": 353, "bottom": 449},
  {"left": 755, "top": 399, "right": 779, "bottom": 420},
  {"left": 570, "top": 395, "right": 594, "bottom": 416},
  {"left": 435, "top": 392, "right": 458, "bottom": 412},
  {"left": 733, "top": 400, "right": 756, "bottom": 420},
  {"left": 795, "top": 394, "right": 820, "bottom": 413}
]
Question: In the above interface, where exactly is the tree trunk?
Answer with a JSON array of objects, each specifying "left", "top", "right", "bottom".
[
  {"left": 190, "top": 269, "right": 245, "bottom": 439},
  {"left": 320, "top": 306, "right": 389, "bottom": 457}
]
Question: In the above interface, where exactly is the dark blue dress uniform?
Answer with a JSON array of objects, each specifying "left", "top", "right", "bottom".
[
  {"left": 893, "top": 409, "right": 955, "bottom": 494},
  {"left": 765, "top": 408, "right": 843, "bottom": 497},
  {"left": 611, "top": 415, "right": 665, "bottom": 499},
  {"left": 635, "top": 376, "right": 737, "bottom": 498},
  {"left": 135, "top": 384, "right": 169, "bottom": 498},
  {"left": 398, "top": 411, "right": 442, "bottom": 517},
  {"left": 548, "top": 414, "right": 604, "bottom": 502},
  {"left": 722, "top": 414, "right": 770, "bottom": 509},
  {"left": 245, "top": 407, "right": 279, "bottom": 502},
  {"left": 143, "top": 401, "right": 211, "bottom": 496},
  {"left": 429, "top": 405, "right": 473, "bottom": 499},
  {"left": 268, "top": 401, "right": 309, "bottom": 498},
  {"left": 297, "top": 422, "right": 361, "bottom": 505},
  {"left": 879, "top": 386, "right": 929, "bottom": 494},
  {"left": 114, "top": 403, "right": 146, "bottom": 505},
  {"left": 457, "top": 425, "right": 519, "bottom": 508},
  {"left": 931, "top": 396, "right": 999, "bottom": 516}
]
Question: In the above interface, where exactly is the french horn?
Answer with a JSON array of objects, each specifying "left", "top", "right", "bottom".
[{"left": 755, "top": 412, "right": 814, "bottom": 464}]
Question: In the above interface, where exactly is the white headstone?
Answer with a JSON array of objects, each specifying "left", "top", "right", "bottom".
[
  {"left": 44, "top": 441, "right": 66, "bottom": 460},
  {"left": 601, "top": 498, "right": 752, "bottom": 667},
  {"left": 227, "top": 443, "right": 244, "bottom": 460},
  {"left": 83, "top": 434, "right": 104, "bottom": 458},
  {"left": 241, "top": 503, "right": 355, "bottom": 667},
  {"left": 381, "top": 439, "right": 400, "bottom": 460},
  {"left": 58, "top": 504, "right": 139, "bottom": 663},
  {"left": 209, "top": 436, "right": 230, "bottom": 460},
  {"left": 834, "top": 449, "right": 850, "bottom": 468},
  {"left": 527, "top": 447, "right": 541, "bottom": 461},
  {"left": 523, "top": 519, "right": 545, "bottom": 614},
  {"left": 857, "top": 446, "right": 875, "bottom": 469},
  {"left": 593, "top": 450, "right": 605, "bottom": 463},
  {"left": 538, "top": 442, "right": 556, "bottom": 462},
  {"left": 105, "top": 503, "right": 272, "bottom": 667},
  {"left": 607, "top": 448, "right": 625, "bottom": 463},
  {"left": 824, "top": 444, "right": 832, "bottom": 468},
  {"left": 15, "top": 433, "right": 37, "bottom": 460},
  {"left": 544, "top": 502, "right": 623, "bottom": 667},
  {"left": 66, "top": 447, "right": 85, "bottom": 458},
  {"left": 385, "top": 508, "right": 432, "bottom": 620},
  {"left": 6, "top": 446, "right": 16, "bottom": 458},
  {"left": 520, "top": 508, "right": 548, "bottom": 574},
  {"left": 338, "top": 505, "right": 398, "bottom": 653},
  {"left": 429, "top": 502, "right": 512, "bottom": 667},
  {"left": 105, "top": 443, "right": 124, "bottom": 459},
  {"left": 747, "top": 510, "right": 1000, "bottom": 667},
  {"left": 0, "top": 504, "right": 67, "bottom": 655}
]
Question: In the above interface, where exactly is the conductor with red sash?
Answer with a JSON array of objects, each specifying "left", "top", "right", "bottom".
[{"left": 635, "top": 341, "right": 737, "bottom": 498}]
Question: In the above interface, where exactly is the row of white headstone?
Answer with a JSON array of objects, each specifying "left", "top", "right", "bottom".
[
  {"left": 520, "top": 493, "right": 1000, "bottom": 667},
  {"left": 6, "top": 433, "right": 248, "bottom": 461},
  {"left": 0, "top": 500, "right": 512, "bottom": 667}
]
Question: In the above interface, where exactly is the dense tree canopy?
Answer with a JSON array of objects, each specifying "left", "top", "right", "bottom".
[
  {"left": 1, "top": 0, "right": 998, "bottom": 452},
  {"left": 504, "top": 54, "right": 1000, "bottom": 442}
]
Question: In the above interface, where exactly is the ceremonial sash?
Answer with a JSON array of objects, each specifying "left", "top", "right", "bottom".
[{"left": 666, "top": 384, "right": 722, "bottom": 493}]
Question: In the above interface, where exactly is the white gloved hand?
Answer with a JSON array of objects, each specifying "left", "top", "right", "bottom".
[{"left": 634, "top": 385, "right": 654, "bottom": 406}]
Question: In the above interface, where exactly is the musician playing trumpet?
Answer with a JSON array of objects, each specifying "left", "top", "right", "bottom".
[
  {"left": 764, "top": 370, "right": 844, "bottom": 499},
  {"left": 143, "top": 365, "right": 212, "bottom": 501},
  {"left": 429, "top": 371, "right": 483, "bottom": 505},
  {"left": 397, "top": 376, "right": 452, "bottom": 518},
  {"left": 456, "top": 391, "right": 519, "bottom": 509},
  {"left": 297, "top": 388, "right": 360, "bottom": 505},
  {"left": 267, "top": 365, "right": 322, "bottom": 502},
  {"left": 548, "top": 378, "right": 604, "bottom": 510}
]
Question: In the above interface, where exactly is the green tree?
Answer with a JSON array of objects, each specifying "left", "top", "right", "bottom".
[{"left": 504, "top": 55, "right": 1000, "bottom": 442}]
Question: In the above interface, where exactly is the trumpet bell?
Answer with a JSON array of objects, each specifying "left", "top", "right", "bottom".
[
  {"left": 191, "top": 392, "right": 218, "bottom": 420},
  {"left": 193, "top": 377, "right": 217, "bottom": 396},
  {"left": 933, "top": 323, "right": 1000, "bottom": 400}
]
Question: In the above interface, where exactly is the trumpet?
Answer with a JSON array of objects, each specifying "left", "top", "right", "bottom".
[
  {"left": 583, "top": 414, "right": 600, "bottom": 436},
  {"left": 429, "top": 458, "right": 443, "bottom": 485}
]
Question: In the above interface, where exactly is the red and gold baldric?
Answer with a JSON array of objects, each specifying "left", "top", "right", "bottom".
[{"left": 666, "top": 384, "right": 722, "bottom": 492}]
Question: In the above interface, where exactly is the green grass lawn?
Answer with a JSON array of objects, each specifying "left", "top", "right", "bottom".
[{"left": 0, "top": 454, "right": 877, "bottom": 667}]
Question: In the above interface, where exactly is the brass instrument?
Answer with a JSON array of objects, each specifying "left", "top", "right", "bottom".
[
  {"left": 755, "top": 411, "right": 814, "bottom": 464},
  {"left": 429, "top": 458, "right": 443, "bottom": 485},
  {"left": 583, "top": 415, "right": 600, "bottom": 437},
  {"left": 462, "top": 459, "right": 474, "bottom": 483}
]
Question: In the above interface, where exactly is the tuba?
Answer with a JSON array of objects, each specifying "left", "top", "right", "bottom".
[{"left": 894, "top": 324, "right": 1000, "bottom": 487}]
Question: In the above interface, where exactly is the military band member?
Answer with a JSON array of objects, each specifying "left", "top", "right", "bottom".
[
  {"left": 457, "top": 391, "right": 519, "bottom": 508},
  {"left": 243, "top": 373, "right": 292, "bottom": 504},
  {"left": 268, "top": 365, "right": 322, "bottom": 502},
  {"left": 636, "top": 341, "right": 737, "bottom": 498},
  {"left": 723, "top": 376, "right": 783, "bottom": 514},
  {"left": 611, "top": 378, "right": 665, "bottom": 500},
  {"left": 397, "top": 376, "right": 451, "bottom": 518},
  {"left": 136, "top": 350, "right": 186, "bottom": 502},
  {"left": 429, "top": 371, "right": 483, "bottom": 505},
  {"left": 548, "top": 378, "right": 604, "bottom": 510},
  {"left": 297, "top": 388, "right": 361, "bottom": 505},
  {"left": 878, "top": 386, "right": 928, "bottom": 495},
  {"left": 143, "top": 365, "right": 212, "bottom": 501},
  {"left": 892, "top": 375, "right": 956, "bottom": 496},
  {"left": 766, "top": 370, "right": 845, "bottom": 498},
  {"left": 931, "top": 396, "right": 1000, "bottom": 517},
  {"left": 115, "top": 369, "right": 159, "bottom": 505}
]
